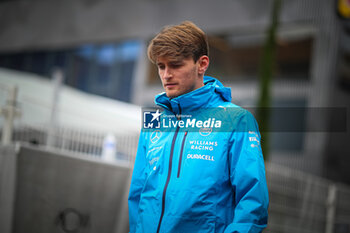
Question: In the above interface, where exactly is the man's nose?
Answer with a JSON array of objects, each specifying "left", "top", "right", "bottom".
[{"left": 163, "top": 67, "right": 172, "bottom": 79}]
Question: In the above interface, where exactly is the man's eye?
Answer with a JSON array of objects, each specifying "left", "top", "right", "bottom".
[
  {"left": 158, "top": 65, "right": 165, "bottom": 70},
  {"left": 170, "top": 63, "right": 182, "bottom": 68}
]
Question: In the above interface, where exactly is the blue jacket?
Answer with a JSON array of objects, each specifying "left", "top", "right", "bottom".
[{"left": 128, "top": 76, "right": 269, "bottom": 233}]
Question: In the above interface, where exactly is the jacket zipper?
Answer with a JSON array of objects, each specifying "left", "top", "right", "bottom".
[
  {"left": 156, "top": 126, "right": 180, "bottom": 233},
  {"left": 177, "top": 131, "right": 188, "bottom": 178}
]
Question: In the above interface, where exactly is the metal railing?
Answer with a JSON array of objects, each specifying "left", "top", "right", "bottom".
[
  {"left": 265, "top": 163, "right": 350, "bottom": 233},
  {"left": 10, "top": 123, "right": 139, "bottom": 164}
]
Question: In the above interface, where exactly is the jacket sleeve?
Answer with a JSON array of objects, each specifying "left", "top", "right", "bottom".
[
  {"left": 224, "top": 110, "right": 269, "bottom": 233},
  {"left": 128, "top": 131, "right": 148, "bottom": 233}
]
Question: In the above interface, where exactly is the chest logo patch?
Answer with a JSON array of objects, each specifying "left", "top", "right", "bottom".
[{"left": 150, "top": 130, "right": 162, "bottom": 143}]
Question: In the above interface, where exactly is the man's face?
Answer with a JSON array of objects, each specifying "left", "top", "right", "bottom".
[{"left": 156, "top": 56, "right": 208, "bottom": 98}]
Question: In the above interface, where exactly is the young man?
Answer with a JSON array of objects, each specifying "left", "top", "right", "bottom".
[{"left": 128, "top": 21, "right": 269, "bottom": 233}]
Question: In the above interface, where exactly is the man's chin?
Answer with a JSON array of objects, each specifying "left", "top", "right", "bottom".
[{"left": 165, "top": 91, "right": 179, "bottom": 98}]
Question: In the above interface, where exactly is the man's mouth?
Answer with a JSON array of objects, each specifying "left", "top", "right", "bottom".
[{"left": 164, "top": 83, "right": 178, "bottom": 88}]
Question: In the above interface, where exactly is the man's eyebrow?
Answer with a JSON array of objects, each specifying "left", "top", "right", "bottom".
[
  {"left": 156, "top": 60, "right": 182, "bottom": 66},
  {"left": 168, "top": 60, "right": 184, "bottom": 65},
  {"left": 169, "top": 60, "right": 182, "bottom": 64}
]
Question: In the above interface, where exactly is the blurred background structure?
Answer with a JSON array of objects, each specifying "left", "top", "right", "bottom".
[{"left": 0, "top": 0, "right": 350, "bottom": 232}]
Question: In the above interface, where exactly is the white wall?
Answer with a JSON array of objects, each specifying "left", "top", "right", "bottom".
[{"left": 0, "top": 68, "right": 141, "bottom": 135}]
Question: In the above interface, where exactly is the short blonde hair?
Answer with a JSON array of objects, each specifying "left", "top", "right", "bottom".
[{"left": 147, "top": 21, "right": 209, "bottom": 64}]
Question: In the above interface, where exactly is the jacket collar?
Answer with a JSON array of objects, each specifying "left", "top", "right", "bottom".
[{"left": 155, "top": 76, "right": 231, "bottom": 115}]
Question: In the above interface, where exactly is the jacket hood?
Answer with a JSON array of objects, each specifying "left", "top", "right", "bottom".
[{"left": 155, "top": 76, "right": 231, "bottom": 114}]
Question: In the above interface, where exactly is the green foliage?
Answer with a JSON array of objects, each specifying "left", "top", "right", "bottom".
[{"left": 257, "top": 0, "right": 282, "bottom": 161}]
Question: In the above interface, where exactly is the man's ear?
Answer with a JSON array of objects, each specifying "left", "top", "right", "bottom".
[{"left": 198, "top": 55, "right": 209, "bottom": 75}]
